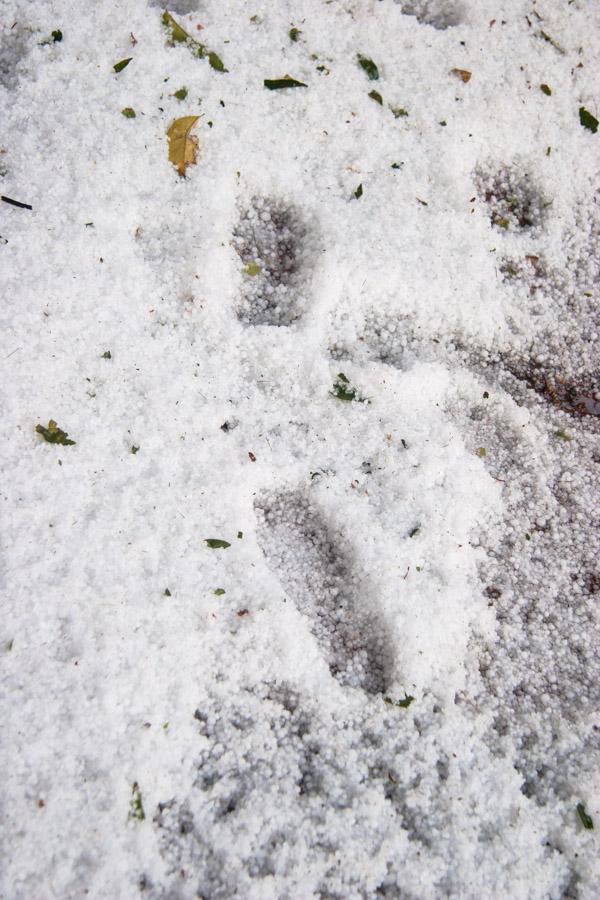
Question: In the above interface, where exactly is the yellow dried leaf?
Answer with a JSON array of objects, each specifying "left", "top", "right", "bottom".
[
  {"left": 167, "top": 116, "right": 200, "bottom": 177},
  {"left": 450, "top": 68, "right": 472, "bottom": 83}
]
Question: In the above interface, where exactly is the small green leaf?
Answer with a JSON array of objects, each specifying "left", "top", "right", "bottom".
[
  {"left": 52, "top": 30, "right": 63, "bottom": 42},
  {"left": 101, "top": 350, "right": 112, "bottom": 359},
  {"left": 354, "top": 183, "right": 363, "bottom": 199},
  {"left": 289, "top": 27, "right": 301, "bottom": 42},
  {"left": 391, "top": 106, "right": 408, "bottom": 118},
  {"left": 369, "top": 89, "right": 383, "bottom": 105},
  {"left": 264, "top": 77, "right": 307, "bottom": 90},
  {"left": 546, "top": 146, "right": 552, "bottom": 156},
  {"left": 164, "top": 588, "right": 171, "bottom": 597},
  {"left": 579, "top": 106, "right": 598, "bottom": 134},
  {"left": 495, "top": 217, "right": 510, "bottom": 230},
  {"left": 213, "top": 588, "right": 226, "bottom": 596},
  {"left": 476, "top": 447, "right": 486, "bottom": 457},
  {"left": 576, "top": 802, "right": 594, "bottom": 830},
  {"left": 130, "top": 445, "right": 139, "bottom": 455},
  {"left": 209, "top": 51, "right": 227, "bottom": 72},
  {"left": 113, "top": 57, "right": 132, "bottom": 73},
  {"left": 408, "top": 525, "right": 420, "bottom": 538},
  {"left": 540, "top": 83, "right": 552, "bottom": 96},
  {"left": 36, "top": 420, "right": 76, "bottom": 446},
  {"left": 483, "top": 391, "right": 489, "bottom": 399},
  {"left": 391, "top": 162, "right": 402, "bottom": 169},
  {"left": 357, "top": 54, "right": 379, "bottom": 80},
  {"left": 243, "top": 261, "right": 261, "bottom": 276},
  {"left": 237, "top": 531, "right": 243, "bottom": 539},
  {"left": 162, "top": 10, "right": 191, "bottom": 43},
  {"left": 205, "top": 538, "right": 231, "bottom": 549},
  {"left": 121, "top": 107, "right": 136, "bottom": 118},
  {"left": 174, "top": 87, "right": 188, "bottom": 100},
  {"left": 554, "top": 429, "right": 573, "bottom": 441},
  {"left": 384, "top": 694, "right": 414, "bottom": 709},
  {"left": 331, "top": 373, "right": 355, "bottom": 401},
  {"left": 129, "top": 782, "right": 145, "bottom": 821}
]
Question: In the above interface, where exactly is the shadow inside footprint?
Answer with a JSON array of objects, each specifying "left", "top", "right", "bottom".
[
  {"left": 254, "top": 490, "right": 391, "bottom": 694},
  {"left": 397, "top": 0, "right": 464, "bottom": 29},
  {"left": 233, "top": 196, "right": 310, "bottom": 326},
  {"left": 0, "top": 23, "right": 31, "bottom": 91},
  {"left": 475, "top": 162, "right": 548, "bottom": 232}
]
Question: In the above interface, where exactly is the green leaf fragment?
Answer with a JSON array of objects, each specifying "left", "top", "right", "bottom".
[
  {"left": 540, "top": 83, "right": 552, "bottom": 96},
  {"left": 554, "top": 429, "right": 572, "bottom": 440},
  {"left": 476, "top": 447, "right": 487, "bottom": 457},
  {"left": 129, "top": 782, "right": 145, "bottom": 821},
  {"left": 391, "top": 163, "right": 402, "bottom": 169},
  {"left": 52, "top": 30, "right": 62, "bottom": 42},
  {"left": 164, "top": 588, "right": 172, "bottom": 596},
  {"left": 579, "top": 106, "right": 598, "bottom": 134},
  {"left": 289, "top": 27, "right": 301, "bottom": 42},
  {"left": 162, "top": 10, "right": 191, "bottom": 43},
  {"left": 213, "top": 588, "right": 226, "bottom": 596},
  {"left": 576, "top": 802, "right": 594, "bottom": 830},
  {"left": 369, "top": 89, "right": 383, "bottom": 105},
  {"left": 408, "top": 525, "right": 420, "bottom": 538},
  {"left": 354, "top": 183, "right": 363, "bottom": 199},
  {"left": 209, "top": 51, "right": 227, "bottom": 72},
  {"left": 495, "top": 217, "right": 510, "bottom": 229},
  {"left": 237, "top": 531, "right": 243, "bottom": 539},
  {"left": 357, "top": 54, "right": 379, "bottom": 80},
  {"left": 101, "top": 350, "right": 112, "bottom": 359},
  {"left": 121, "top": 107, "right": 136, "bottom": 118},
  {"left": 384, "top": 694, "right": 414, "bottom": 709},
  {"left": 130, "top": 445, "right": 139, "bottom": 455},
  {"left": 113, "top": 58, "right": 132, "bottom": 73},
  {"left": 539, "top": 31, "right": 565, "bottom": 54},
  {"left": 36, "top": 420, "right": 76, "bottom": 446},
  {"left": 205, "top": 538, "right": 231, "bottom": 549},
  {"left": 391, "top": 106, "right": 408, "bottom": 118},
  {"left": 331, "top": 373, "right": 355, "bottom": 401},
  {"left": 174, "top": 87, "right": 188, "bottom": 100},
  {"left": 243, "top": 261, "right": 261, "bottom": 276},
  {"left": 264, "top": 77, "right": 307, "bottom": 89},
  {"left": 162, "top": 11, "right": 227, "bottom": 71}
]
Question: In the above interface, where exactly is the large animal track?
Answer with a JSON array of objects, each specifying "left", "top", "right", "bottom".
[
  {"left": 254, "top": 490, "right": 391, "bottom": 695},
  {"left": 233, "top": 196, "right": 312, "bottom": 326},
  {"left": 337, "top": 161, "right": 600, "bottom": 814},
  {"left": 147, "top": 684, "right": 491, "bottom": 899}
]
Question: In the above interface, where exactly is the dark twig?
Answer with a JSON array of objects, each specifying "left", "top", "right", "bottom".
[{"left": 1, "top": 195, "right": 33, "bottom": 210}]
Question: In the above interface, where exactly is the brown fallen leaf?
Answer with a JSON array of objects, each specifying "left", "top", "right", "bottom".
[
  {"left": 451, "top": 68, "right": 472, "bottom": 83},
  {"left": 167, "top": 115, "right": 200, "bottom": 177}
]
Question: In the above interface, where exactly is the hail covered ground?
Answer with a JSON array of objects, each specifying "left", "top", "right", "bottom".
[{"left": 1, "top": 1, "right": 599, "bottom": 897}]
